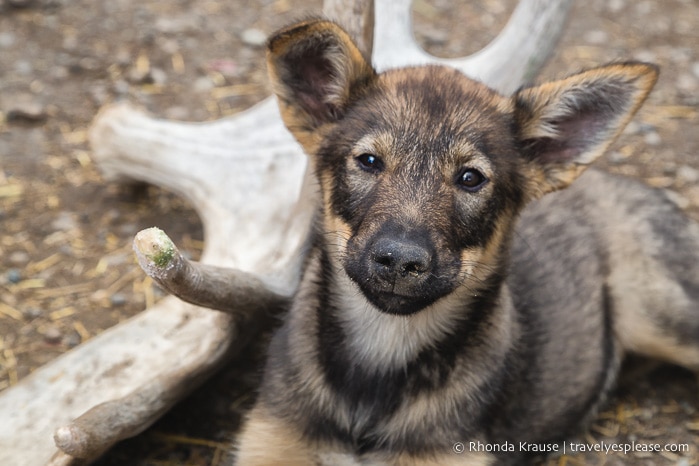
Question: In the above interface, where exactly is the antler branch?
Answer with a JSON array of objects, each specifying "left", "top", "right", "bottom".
[
  {"left": 133, "top": 227, "right": 290, "bottom": 314},
  {"left": 373, "top": 0, "right": 574, "bottom": 93}
]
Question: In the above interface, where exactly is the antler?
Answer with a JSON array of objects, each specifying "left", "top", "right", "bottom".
[
  {"left": 0, "top": 1, "right": 572, "bottom": 465},
  {"left": 373, "top": 0, "right": 573, "bottom": 93}
]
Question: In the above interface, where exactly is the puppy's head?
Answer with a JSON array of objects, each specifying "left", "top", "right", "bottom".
[{"left": 267, "top": 20, "right": 658, "bottom": 315}]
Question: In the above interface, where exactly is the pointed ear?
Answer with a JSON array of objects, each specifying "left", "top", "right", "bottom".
[
  {"left": 266, "top": 19, "right": 376, "bottom": 146},
  {"left": 514, "top": 62, "right": 658, "bottom": 196}
]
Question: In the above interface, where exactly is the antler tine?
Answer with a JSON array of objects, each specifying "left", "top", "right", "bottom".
[
  {"left": 373, "top": 0, "right": 574, "bottom": 94},
  {"left": 324, "top": 0, "right": 375, "bottom": 58}
]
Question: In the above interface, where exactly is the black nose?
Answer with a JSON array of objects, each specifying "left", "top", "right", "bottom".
[{"left": 371, "top": 237, "right": 432, "bottom": 280}]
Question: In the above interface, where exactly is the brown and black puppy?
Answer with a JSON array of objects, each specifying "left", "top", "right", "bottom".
[{"left": 232, "top": 19, "right": 699, "bottom": 465}]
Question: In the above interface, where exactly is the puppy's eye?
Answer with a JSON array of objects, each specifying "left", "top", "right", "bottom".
[
  {"left": 355, "top": 153, "right": 384, "bottom": 173},
  {"left": 456, "top": 168, "right": 488, "bottom": 192}
]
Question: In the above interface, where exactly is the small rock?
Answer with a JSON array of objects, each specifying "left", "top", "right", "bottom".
[
  {"left": 8, "top": 251, "right": 30, "bottom": 265},
  {"left": 639, "top": 407, "right": 655, "bottom": 421},
  {"left": 193, "top": 76, "right": 215, "bottom": 92},
  {"left": 643, "top": 131, "right": 662, "bottom": 146},
  {"left": 155, "top": 15, "right": 200, "bottom": 34},
  {"left": 677, "top": 73, "right": 697, "bottom": 92},
  {"left": 14, "top": 60, "right": 34, "bottom": 76},
  {"left": 165, "top": 106, "right": 191, "bottom": 120},
  {"left": 679, "top": 400, "right": 695, "bottom": 414},
  {"left": 62, "top": 34, "right": 78, "bottom": 51},
  {"left": 633, "top": 49, "right": 656, "bottom": 63},
  {"left": 677, "top": 165, "right": 699, "bottom": 184},
  {"left": 158, "top": 38, "right": 180, "bottom": 55},
  {"left": 78, "top": 57, "right": 100, "bottom": 72},
  {"left": 607, "top": 151, "right": 626, "bottom": 165},
  {"left": 662, "top": 162, "right": 677, "bottom": 176},
  {"left": 0, "top": 32, "right": 16, "bottom": 48},
  {"left": 7, "top": 269, "right": 21, "bottom": 284},
  {"left": 43, "top": 326, "right": 63, "bottom": 344},
  {"left": 113, "top": 79, "right": 130, "bottom": 96},
  {"left": 115, "top": 48, "right": 132, "bottom": 67},
  {"left": 52, "top": 211, "right": 78, "bottom": 231},
  {"left": 241, "top": 28, "right": 267, "bottom": 47},
  {"left": 49, "top": 65, "right": 69, "bottom": 81},
  {"left": 58, "top": 244, "right": 74, "bottom": 256},
  {"left": 22, "top": 307, "right": 42, "bottom": 320},
  {"left": 128, "top": 66, "right": 151, "bottom": 84},
  {"left": 110, "top": 293, "right": 128, "bottom": 307},
  {"left": 4, "top": 94, "right": 48, "bottom": 123},
  {"left": 89, "top": 83, "right": 110, "bottom": 106},
  {"left": 206, "top": 59, "right": 240, "bottom": 78},
  {"left": 150, "top": 67, "right": 168, "bottom": 86},
  {"left": 421, "top": 28, "right": 449, "bottom": 47},
  {"left": 63, "top": 331, "right": 81, "bottom": 348}
]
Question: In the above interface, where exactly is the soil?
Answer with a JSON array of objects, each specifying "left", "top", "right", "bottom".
[{"left": 1, "top": 0, "right": 698, "bottom": 465}]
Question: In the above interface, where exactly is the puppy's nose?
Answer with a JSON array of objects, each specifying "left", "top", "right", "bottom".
[{"left": 372, "top": 237, "right": 432, "bottom": 279}]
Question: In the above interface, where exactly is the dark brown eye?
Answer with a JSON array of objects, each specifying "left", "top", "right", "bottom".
[
  {"left": 355, "top": 153, "right": 384, "bottom": 173},
  {"left": 456, "top": 168, "right": 488, "bottom": 191}
]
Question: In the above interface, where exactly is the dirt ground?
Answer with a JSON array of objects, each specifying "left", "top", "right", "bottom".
[{"left": 1, "top": 0, "right": 699, "bottom": 464}]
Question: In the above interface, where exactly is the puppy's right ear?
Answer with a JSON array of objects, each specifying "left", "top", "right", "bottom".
[{"left": 266, "top": 20, "right": 376, "bottom": 148}]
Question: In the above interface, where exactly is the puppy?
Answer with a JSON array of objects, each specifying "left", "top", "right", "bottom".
[{"left": 233, "top": 19, "right": 697, "bottom": 465}]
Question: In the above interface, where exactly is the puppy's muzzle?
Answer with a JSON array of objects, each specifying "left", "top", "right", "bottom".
[{"left": 344, "top": 228, "right": 455, "bottom": 314}]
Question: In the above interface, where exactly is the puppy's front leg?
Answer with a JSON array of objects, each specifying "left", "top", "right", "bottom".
[{"left": 234, "top": 407, "right": 318, "bottom": 466}]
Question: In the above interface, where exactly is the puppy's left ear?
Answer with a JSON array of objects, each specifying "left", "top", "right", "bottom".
[
  {"left": 267, "top": 20, "right": 376, "bottom": 148},
  {"left": 515, "top": 62, "right": 658, "bottom": 196}
]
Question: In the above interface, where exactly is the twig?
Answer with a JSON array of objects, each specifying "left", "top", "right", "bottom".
[{"left": 133, "top": 227, "right": 290, "bottom": 315}]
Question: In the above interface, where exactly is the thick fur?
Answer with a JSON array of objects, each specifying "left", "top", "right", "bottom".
[{"left": 231, "top": 20, "right": 699, "bottom": 465}]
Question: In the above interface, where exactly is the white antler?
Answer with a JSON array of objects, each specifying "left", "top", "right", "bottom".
[
  {"left": 373, "top": 0, "right": 573, "bottom": 93},
  {"left": 0, "top": 1, "right": 573, "bottom": 465}
]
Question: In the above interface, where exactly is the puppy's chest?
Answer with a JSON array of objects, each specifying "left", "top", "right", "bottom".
[
  {"left": 311, "top": 333, "right": 459, "bottom": 450},
  {"left": 304, "top": 312, "right": 494, "bottom": 455}
]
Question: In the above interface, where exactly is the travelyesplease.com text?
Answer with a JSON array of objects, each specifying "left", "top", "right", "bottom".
[{"left": 453, "top": 440, "right": 690, "bottom": 455}]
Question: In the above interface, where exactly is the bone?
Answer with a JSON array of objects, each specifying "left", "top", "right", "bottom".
[{"left": 0, "top": 1, "right": 572, "bottom": 465}]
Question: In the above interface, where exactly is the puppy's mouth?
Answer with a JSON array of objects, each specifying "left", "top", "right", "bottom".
[
  {"left": 341, "top": 225, "right": 462, "bottom": 315},
  {"left": 360, "top": 288, "right": 445, "bottom": 315}
]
